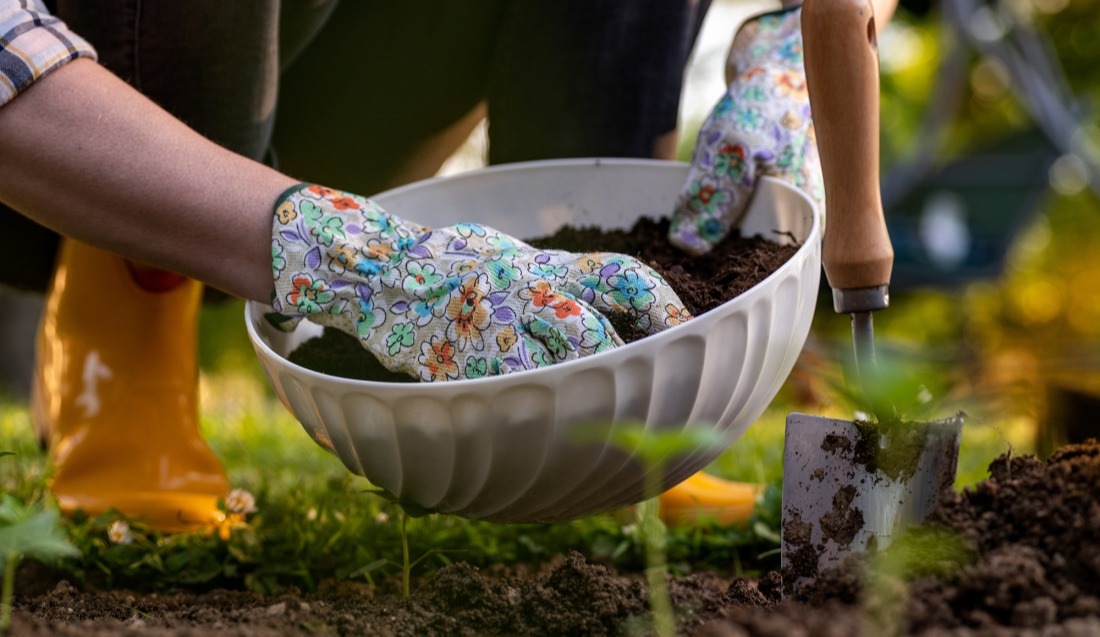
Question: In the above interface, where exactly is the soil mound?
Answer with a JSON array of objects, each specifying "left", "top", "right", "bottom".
[
  {"left": 702, "top": 439, "right": 1100, "bottom": 636},
  {"left": 907, "top": 441, "right": 1100, "bottom": 633}
]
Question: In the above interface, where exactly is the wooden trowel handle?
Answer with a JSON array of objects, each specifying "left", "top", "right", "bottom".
[{"left": 803, "top": 0, "right": 893, "bottom": 292}]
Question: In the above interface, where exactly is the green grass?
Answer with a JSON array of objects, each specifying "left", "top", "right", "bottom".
[{"left": 0, "top": 299, "right": 1035, "bottom": 594}]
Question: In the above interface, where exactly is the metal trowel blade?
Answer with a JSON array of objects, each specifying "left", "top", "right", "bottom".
[{"left": 780, "top": 412, "right": 963, "bottom": 595}]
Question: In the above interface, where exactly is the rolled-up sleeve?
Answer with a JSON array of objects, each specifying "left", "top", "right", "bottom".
[{"left": 1, "top": 0, "right": 96, "bottom": 108}]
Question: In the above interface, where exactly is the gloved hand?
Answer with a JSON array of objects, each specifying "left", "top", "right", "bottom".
[
  {"left": 269, "top": 184, "right": 692, "bottom": 381},
  {"left": 669, "top": 6, "right": 822, "bottom": 255}
]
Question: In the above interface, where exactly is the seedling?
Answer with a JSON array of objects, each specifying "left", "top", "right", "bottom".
[
  {"left": 584, "top": 423, "right": 727, "bottom": 637},
  {"left": 0, "top": 493, "right": 79, "bottom": 634},
  {"left": 861, "top": 525, "right": 973, "bottom": 636},
  {"left": 832, "top": 343, "right": 956, "bottom": 426},
  {"left": 362, "top": 488, "right": 458, "bottom": 598}
]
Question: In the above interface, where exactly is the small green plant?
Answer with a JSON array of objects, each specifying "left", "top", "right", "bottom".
[
  {"left": 588, "top": 424, "right": 726, "bottom": 637},
  {"left": 0, "top": 492, "right": 80, "bottom": 634},
  {"left": 394, "top": 510, "right": 451, "bottom": 598},
  {"left": 833, "top": 343, "right": 958, "bottom": 427},
  {"left": 362, "top": 489, "right": 460, "bottom": 598},
  {"left": 861, "top": 525, "right": 974, "bottom": 636}
]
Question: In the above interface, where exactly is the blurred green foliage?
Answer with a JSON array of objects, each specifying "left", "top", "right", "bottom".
[{"left": 815, "top": 0, "right": 1100, "bottom": 458}]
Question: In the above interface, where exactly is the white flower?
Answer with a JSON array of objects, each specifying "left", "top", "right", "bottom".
[
  {"left": 107, "top": 520, "right": 133, "bottom": 545},
  {"left": 374, "top": 511, "right": 390, "bottom": 524},
  {"left": 225, "top": 488, "right": 258, "bottom": 515}
]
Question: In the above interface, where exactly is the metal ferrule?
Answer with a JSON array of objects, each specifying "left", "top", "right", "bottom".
[{"left": 832, "top": 285, "right": 889, "bottom": 314}]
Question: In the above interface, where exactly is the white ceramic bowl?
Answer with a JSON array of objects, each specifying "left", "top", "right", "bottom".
[{"left": 246, "top": 159, "right": 820, "bottom": 522}]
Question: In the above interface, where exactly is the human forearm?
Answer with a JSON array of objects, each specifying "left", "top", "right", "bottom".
[
  {"left": 780, "top": 0, "right": 896, "bottom": 30},
  {"left": 0, "top": 58, "right": 296, "bottom": 301}
]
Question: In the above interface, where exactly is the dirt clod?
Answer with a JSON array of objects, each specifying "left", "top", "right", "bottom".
[{"left": 817, "top": 485, "right": 864, "bottom": 549}]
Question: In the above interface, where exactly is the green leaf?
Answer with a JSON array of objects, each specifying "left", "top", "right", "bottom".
[
  {"left": 348, "top": 558, "right": 390, "bottom": 578},
  {"left": 752, "top": 521, "right": 781, "bottom": 545},
  {"left": 0, "top": 494, "right": 29, "bottom": 526},
  {"left": 0, "top": 505, "right": 79, "bottom": 566}
]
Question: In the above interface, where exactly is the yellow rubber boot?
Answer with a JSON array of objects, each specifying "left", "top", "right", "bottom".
[
  {"left": 32, "top": 239, "right": 229, "bottom": 532},
  {"left": 658, "top": 472, "right": 764, "bottom": 527}
]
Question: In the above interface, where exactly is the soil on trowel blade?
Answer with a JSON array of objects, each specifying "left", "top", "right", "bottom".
[{"left": 289, "top": 216, "right": 798, "bottom": 379}]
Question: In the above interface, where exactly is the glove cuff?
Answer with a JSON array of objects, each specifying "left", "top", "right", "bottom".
[
  {"left": 732, "top": 4, "right": 804, "bottom": 75},
  {"left": 269, "top": 183, "right": 369, "bottom": 325}
]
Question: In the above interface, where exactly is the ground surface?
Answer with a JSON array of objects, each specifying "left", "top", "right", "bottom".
[{"left": 10, "top": 440, "right": 1099, "bottom": 636}]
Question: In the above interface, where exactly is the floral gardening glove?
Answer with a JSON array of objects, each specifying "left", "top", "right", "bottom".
[
  {"left": 669, "top": 6, "right": 823, "bottom": 255},
  {"left": 269, "top": 184, "right": 692, "bottom": 382}
]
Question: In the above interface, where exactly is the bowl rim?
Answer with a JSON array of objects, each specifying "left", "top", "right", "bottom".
[{"left": 245, "top": 158, "right": 820, "bottom": 391}]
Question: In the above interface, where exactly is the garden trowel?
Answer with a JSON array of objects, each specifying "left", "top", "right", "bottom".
[{"left": 780, "top": 0, "right": 962, "bottom": 595}]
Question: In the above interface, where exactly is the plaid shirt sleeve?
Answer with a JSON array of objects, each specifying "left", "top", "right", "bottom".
[{"left": 0, "top": 0, "right": 97, "bottom": 108}]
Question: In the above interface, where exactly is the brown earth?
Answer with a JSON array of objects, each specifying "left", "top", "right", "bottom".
[
  {"left": 10, "top": 440, "right": 1100, "bottom": 636},
  {"left": 524, "top": 215, "right": 800, "bottom": 319}
]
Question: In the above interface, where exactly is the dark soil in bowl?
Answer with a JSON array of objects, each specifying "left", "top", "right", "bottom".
[
  {"left": 13, "top": 440, "right": 1100, "bottom": 635},
  {"left": 288, "top": 216, "right": 800, "bottom": 379},
  {"left": 525, "top": 216, "right": 800, "bottom": 319}
]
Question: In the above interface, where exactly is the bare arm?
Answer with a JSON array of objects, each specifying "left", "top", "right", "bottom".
[
  {"left": 0, "top": 58, "right": 297, "bottom": 301},
  {"left": 782, "top": 0, "right": 896, "bottom": 30}
]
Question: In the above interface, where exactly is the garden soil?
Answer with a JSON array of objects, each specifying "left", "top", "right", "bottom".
[
  {"left": 10, "top": 440, "right": 1100, "bottom": 636},
  {"left": 523, "top": 216, "right": 801, "bottom": 319}
]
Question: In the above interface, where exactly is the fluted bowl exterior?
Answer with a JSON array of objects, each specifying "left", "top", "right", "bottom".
[{"left": 246, "top": 159, "right": 820, "bottom": 522}]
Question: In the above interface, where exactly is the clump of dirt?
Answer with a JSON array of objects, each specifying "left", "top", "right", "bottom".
[
  {"left": 851, "top": 418, "right": 951, "bottom": 483},
  {"left": 904, "top": 441, "right": 1100, "bottom": 633},
  {"left": 778, "top": 510, "right": 822, "bottom": 590},
  {"left": 816, "top": 485, "right": 864, "bottom": 549},
  {"left": 854, "top": 420, "right": 928, "bottom": 482},
  {"left": 289, "top": 216, "right": 797, "bottom": 379}
]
